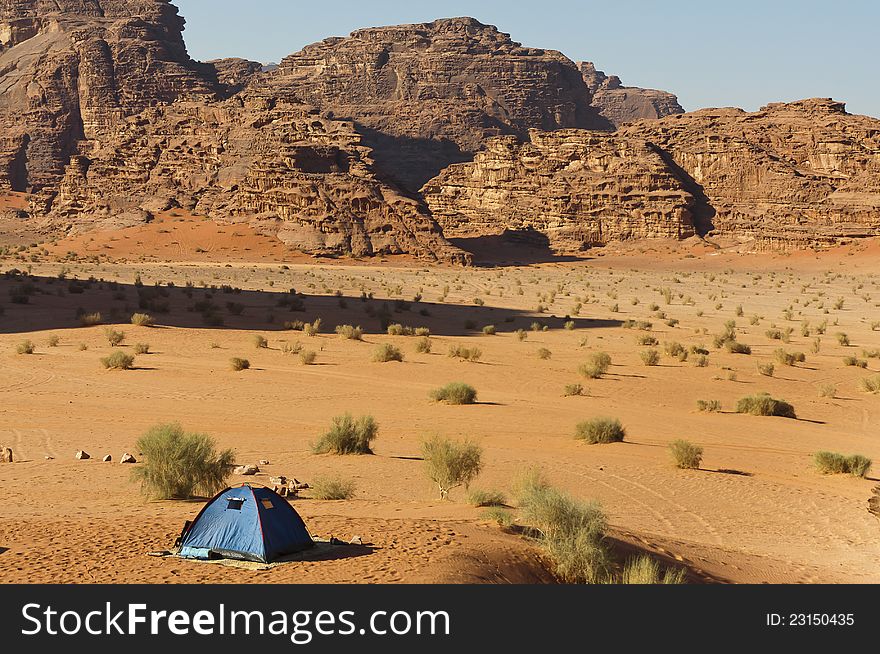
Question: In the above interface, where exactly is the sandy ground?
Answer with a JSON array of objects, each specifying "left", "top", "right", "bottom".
[{"left": 1, "top": 219, "right": 879, "bottom": 584}]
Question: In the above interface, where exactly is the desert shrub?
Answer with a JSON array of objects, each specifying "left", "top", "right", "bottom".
[
  {"left": 636, "top": 335, "right": 658, "bottom": 346},
  {"left": 386, "top": 323, "right": 412, "bottom": 336},
  {"left": 696, "top": 399, "right": 721, "bottom": 412},
  {"left": 564, "top": 320, "right": 575, "bottom": 331},
  {"left": 819, "top": 383, "right": 837, "bottom": 398},
  {"left": 563, "top": 383, "right": 585, "bottom": 397},
  {"left": 448, "top": 345, "right": 482, "bottom": 362},
  {"left": 101, "top": 350, "right": 134, "bottom": 370},
  {"left": 230, "top": 357, "right": 250, "bottom": 371},
  {"left": 131, "top": 423, "right": 234, "bottom": 499},
  {"left": 692, "top": 354, "right": 709, "bottom": 367},
  {"left": 281, "top": 341, "right": 303, "bottom": 355},
  {"left": 736, "top": 393, "right": 796, "bottom": 418},
  {"left": 537, "top": 347, "right": 552, "bottom": 360},
  {"left": 669, "top": 440, "right": 703, "bottom": 469},
  {"left": 134, "top": 342, "right": 150, "bottom": 355},
  {"left": 757, "top": 362, "right": 775, "bottom": 377},
  {"left": 16, "top": 340, "right": 35, "bottom": 355},
  {"left": 836, "top": 332, "right": 850, "bottom": 346},
  {"left": 304, "top": 318, "right": 322, "bottom": 336},
  {"left": 725, "top": 340, "right": 751, "bottom": 355},
  {"left": 373, "top": 343, "right": 404, "bottom": 362},
  {"left": 299, "top": 350, "right": 317, "bottom": 365},
  {"left": 415, "top": 336, "right": 432, "bottom": 353},
  {"left": 252, "top": 334, "right": 268, "bottom": 349},
  {"left": 619, "top": 556, "right": 685, "bottom": 585},
  {"left": 774, "top": 349, "right": 806, "bottom": 366},
  {"left": 482, "top": 325, "right": 496, "bottom": 335},
  {"left": 859, "top": 375, "right": 880, "bottom": 393},
  {"left": 430, "top": 382, "right": 477, "bottom": 405},
  {"left": 843, "top": 356, "right": 868, "bottom": 368},
  {"left": 483, "top": 507, "right": 514, "bottom": 528},
  {"left": 130, "top": 313, "right": 154, "bottom": 327},
  {"left": 78, "top": 343, "right": 89, "bottom": 351},
  {"left": 578, "top": 352, "right": 611, "bottom": 379},
  {"left": 79, "top": 312, "right": 103, "bottom": 327},
  {"left": 664, "top": 341, "right": 686, "bottom": 358},
  {"left": 467, "top": 489, "right": 507, "bottom": 507},
  {"left": 575, "top": 418, "right": 625, "bottom": 444},
  {"left": 104, "top": 328, "right": 125, "bottom": 346},
  {"left": 516, "top": 475, "right": 611, "bottom": 584},
  {"left": 311, "top": 476, "right": 357, "bottom": 500},
  {"left": 335, "top": 324, "right": 363, "bottom": 340},
  {"left": 47, "top": 335, "right": 60, "bottom": 347},
  {"left": 421, "top": 436, "right": 483, "bottom": 499},
  {"left": 313, "top": 414, "right": 377, "bottom": 455},
  {"left": 516, "top": 329, "right": 528, "bottom": 341},
  {"left": 814, "top": 451, "right": 872, "bottom": 478},
  {"left": 414, "top": 327, "right": 430, "bottom": 337},
  {"left": 640, "top": 349, "right": 660, "bottom": 366}
]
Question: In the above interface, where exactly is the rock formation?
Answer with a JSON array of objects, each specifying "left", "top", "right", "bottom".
[
  {"left": 272, "top": 17, "right": 612, "bottom": 192},
  {"left": 423, "top": 130, "right": 694, "bottom": 251},
  {"left": 621, "top": 98, "right": 880, "bottom": 247},
  {"left": 580, "top": 62, "right": 684, "bottom": 127}
]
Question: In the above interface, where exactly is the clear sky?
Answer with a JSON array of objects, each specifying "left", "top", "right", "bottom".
[{"left": 175, "top": 0, "right": 880, "bottom": 118}]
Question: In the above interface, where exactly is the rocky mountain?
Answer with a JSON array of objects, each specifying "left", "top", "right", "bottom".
[
  {"left": 271, "top": 17, "right": 613, "bottom": 192},
  {"left": 580, "top": 62, "right": 684, "bottom": 127},
  {"left": 0, "top": 2, "right": 877, "bottom": 261}
]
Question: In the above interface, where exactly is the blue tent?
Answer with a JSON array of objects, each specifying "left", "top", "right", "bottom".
[{"left": 178, "top": 484, "right": 313, "bottom": 563}]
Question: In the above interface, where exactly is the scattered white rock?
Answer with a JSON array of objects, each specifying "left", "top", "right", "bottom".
[
  {"left": 259, "top": 459, "right": 270, "bottom": 466},
  {"left": 1, "top": 446, "right": 12, "bottom": 463},
  {"left": 234, "top": 464, "right": 259, "bottom": 475},
  {"left": 120, "top": 452, "right": 137, "bottom": 464},
  {"left": 75, "top": 450, "right": 90, "bottom": 460},
  {"left": 102, "top": 454, "right": 112, "bottom": 462},
  {"left": 269, "top": 476, "right": 287, "bottom": 486},
  {"left": 349, "top": 535, "right": 363, "bottom": 545},
  {"left": 44, "top": 455, "right": 54, "bottom": 460}
]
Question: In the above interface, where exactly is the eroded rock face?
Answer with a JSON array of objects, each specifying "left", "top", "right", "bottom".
[
  {"left": 580, "top": 62, "right": 684, "bottom": 127},
  {"left": 272, "top": 17, "right": 612, "bottom": 192},
  {"left": 621, "top": 98, "right": 880, "bottom": 247},
  {"left": 423, "top": 129, "right": 695, "bottom": 251},
  {"left": 0, "top": 1, "right": 468, "bottom": 263}
]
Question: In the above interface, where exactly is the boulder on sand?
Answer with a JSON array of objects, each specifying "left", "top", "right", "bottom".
[
  {"left": 1, "top": 446, "right": 12, "bottom": 463},
  {"left": 102, "top": 454, "right": 112, "bottom": 462},
  {"left": 75, "top": 450, "right": 91, "bottom": 460},
  {"left": 233, "top": 464, "right": 259, "bottom": 475},
  {"left": 120, "top": 453, "right": 137, "bottom": 464}
]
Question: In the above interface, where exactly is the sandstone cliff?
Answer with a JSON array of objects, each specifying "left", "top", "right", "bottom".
[
  {"left": 580, "top": 62, "right": 684, "bottom": 127},
  {"left": 423, "top": 129, "right": 695, "bottom": 251},
  {"left": 622, "top": 98, "right": 880, "bottom": 247},
  {"left": 271, "top": 17, "right": 613, "bottom": 192}
]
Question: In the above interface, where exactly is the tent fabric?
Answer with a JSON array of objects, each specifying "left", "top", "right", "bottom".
[{"left": 179, "top": 485, "right": 313, "bottom": 563}]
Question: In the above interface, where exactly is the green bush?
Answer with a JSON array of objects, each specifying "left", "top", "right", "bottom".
[
  {"left": 575, "top": 418, "right": 625, "bottom": 444},
  {"left": 422, "top": 436, "right": 482, "bottom": 499},
  {"left": 814, "top": 451, "right": 872, "bottom": 478},
  {"left": 101, "top": 350, "right": 135, "bottom": 370},
  {"left": 415, "top": 336, "right": 432, "bottom": 354},
  {"left": 430, "top": 382, "right": 477, "bottom": 405},
  {"left": 311, "top": 476, "right": 357, "bottom": 500},
  {"left": 836, "top": 332, "right": 850, "bottom": 346},
  {"left": 467, "top": 489, "right": 507, "bottom": 507},
  {"left": 563, "top": 383, "right": 585, "bottom": 397},
  {"left": 131, "top": 423, "right": 234, "bottom": 499},
  {"left": 757, "top": 362, "right": 775, "bottom": 377},
  {"left": 774, "top": 349, "right": 805, "bottom": 366},
  {"left": 313, "top": 414, "right": 377, "bottom": 455},
  {"left": 79, "top": 312, "right": 103, "bottom": 327},
  {"left": 47, "top": 335, "right": 60, "bottom": 347},
  {"left": 131, "top": 313, "right": 154, "bottom": 327},
  {"left": 640, "top": 349, "right": 660, "bottom": 366},
  {"left": 482, "top": 325, "right": 496, "bottom": 335},
  {"left": 537, "top": 347, "right": 552, "bottom": 360},
  {"left": 578, "top": 352, "right": 611, "bottom": 379},
  {"left": 736, "top": 393, "right": 796, "bottom": 418},
  {"left": 16, "top": 340, "right": 35, "bottom": 355},
  {"left": 725, "top": 340, "right": 751, "bottom": 355},
  {"left": 859, "top": 375, "right": 880, "bottom": 393},
  {"left": 516, "top": 329, "right": 528, "bottom": 341},
  {"left": 104, "top": 328, "right": 125, "bottom": 346},
  {"left": 252, "top": 334, "right": 268, "bottom": 349},
  {"left": 300, "top": 350, "right": 317, "bottom": 365},
  {"left": 843, "top": 356, "right": 868, "bottom": 368},
  {"left": 373, "top": 343, "right": 404, "bottom": 362},
  {"left": 230, "top": 357, "right": 250, "bottom": 371},
  {"left": 134, "top": 342, "right": 150, "bottom": 355},
  {"left": 386, "top": 323, "right": 412, "bottom": 336},
  {"left": 483, "top": 507, "right": 514, "bottom": 528},
  {"left": 696, "top": 399, "right": 721, "bottom": 412},
  {"left": 663, "top": 341, "right": 686, "bottom": 358},
  {"left": 336, "top": 324, "right": 363, "bottom": 340},
  {"left": 669, "top": 440, "right": 703, "bottom": 469},
  {"left": 636, "top": 335, "right": 658, "bottom": 346},
  {"left": 619, "top": 556, "right": 685, "bottom": 585},
  {"left": 448, "top": 345, "right": 482, "bottom": 362}
]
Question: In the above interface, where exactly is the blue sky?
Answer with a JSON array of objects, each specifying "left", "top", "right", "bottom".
[{"left": 175, "top": 0, "right": 879, "bottom": 117}]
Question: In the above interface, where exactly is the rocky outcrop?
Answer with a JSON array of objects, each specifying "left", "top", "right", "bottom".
[
  {"left": 580, "top": 62, "right": 684, "bottom": 127},
  {"left": 0, "top": 1, "right": 468, "bottom": 263},
  {"left": 272, "top": 17, "right": 612, "bottom": 192},
  {"left": 621, "top": 98, "right": 880, "bottom": 247},
  {"left": 423, "top": 130, "right": 695, "bottom": 251}
]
